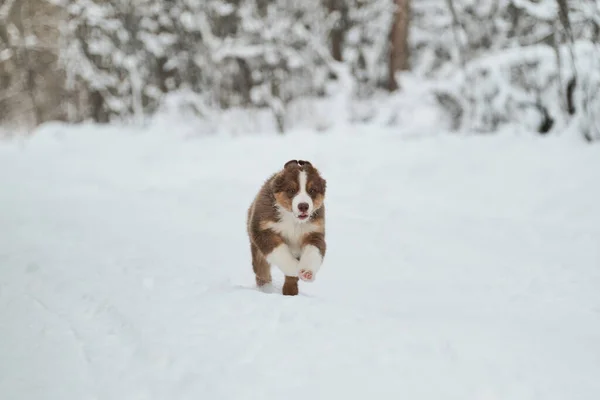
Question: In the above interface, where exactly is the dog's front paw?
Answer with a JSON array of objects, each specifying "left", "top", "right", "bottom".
[
  {"left": 299, "top": 269, "right": 315, "bottom": 282},
  {"left": 283, "top": 277, "right": 299, "bottom": 296}
]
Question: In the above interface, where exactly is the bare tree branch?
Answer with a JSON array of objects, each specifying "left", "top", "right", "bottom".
[
  {"left": 444, "top": 0, "right": 465, "bottom": 67},
  {"left": 0, "top": 0, "right": 19, "bottom": 45}
]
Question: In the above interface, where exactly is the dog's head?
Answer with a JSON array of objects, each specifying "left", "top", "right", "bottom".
[{"left": 271, "top": 160, "right": 326, "bottom": 222}]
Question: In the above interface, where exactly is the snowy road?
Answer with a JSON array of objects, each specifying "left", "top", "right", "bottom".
[{"left": 1, "top": 125, "right": 599, "bottom": 400}]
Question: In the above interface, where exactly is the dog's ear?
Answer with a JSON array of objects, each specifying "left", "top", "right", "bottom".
[
  {"left": 297, "top": 160, "right": 312, "bottom": 168},
  {"left": 284, "top": 159, "right": 298, "bottom": 169},
  {"left": 285, "top": 160, "right": 313, "bottom": 169},
  {"left": 271, "top": 172, "right": 285, "bottom": 193},
  {"left": 313, "top": 175, "right": 326, "bottom": 194}
]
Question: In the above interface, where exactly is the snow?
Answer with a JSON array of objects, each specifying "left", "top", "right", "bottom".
[
  {"left": 1, "top": 123, "right": 600, "bottom": 400},
  {"left": 512, "top": 0, "right": 558, "bottom": 21}
]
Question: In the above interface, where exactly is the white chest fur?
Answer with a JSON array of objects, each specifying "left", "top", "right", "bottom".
[{"left": 267, "top": 209, "right": 319, "bottom": 259}]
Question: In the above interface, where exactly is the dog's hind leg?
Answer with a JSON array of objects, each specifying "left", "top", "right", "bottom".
[{"left": 251, "top": 242, "right": 272, "bottom": 287}]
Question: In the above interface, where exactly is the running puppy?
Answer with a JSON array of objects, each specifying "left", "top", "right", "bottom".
[{"left": 246, "top": 160, "right": 327, "bottom": 296}]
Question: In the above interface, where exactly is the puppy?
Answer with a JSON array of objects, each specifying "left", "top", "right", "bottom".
[{"left": 246, "top": 160, "right": 327, "bottom": 296}]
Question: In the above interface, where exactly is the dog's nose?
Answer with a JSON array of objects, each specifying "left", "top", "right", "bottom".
[{"left": 298, "top": 202, "right": 309, "bottom": 212}]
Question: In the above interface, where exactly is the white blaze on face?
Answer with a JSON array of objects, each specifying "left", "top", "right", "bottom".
[{"left": 292, "top": 170, "right": 313, "bottom": 219}]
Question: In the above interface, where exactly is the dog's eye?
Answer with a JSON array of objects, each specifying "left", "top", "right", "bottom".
[
  {"left": 308, "top": 188, "right": 316, "bottom": 195},
  {"left": 286, "top": 188, "right": 295, "bottom": 196}
]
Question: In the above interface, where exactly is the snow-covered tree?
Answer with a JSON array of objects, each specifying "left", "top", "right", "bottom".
[
  {"left": 0, "top": 0, "right": 65, "bottom": 129},
  {"left": 60, "top": 0, "right": 400, "bottom": 131},
  {"left": 3, "top": 0, "right": 597, "bottom": 141},
  {"left": 417, "top": 0, "right": 600, "bottom": 141},
  {"left": 62, "top": 0, "right": 177, "bottom": 122}
]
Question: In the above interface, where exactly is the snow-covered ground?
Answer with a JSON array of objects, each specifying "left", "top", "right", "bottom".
[{"left": 1, "top": 123, "right": 599, "bottom": 400}]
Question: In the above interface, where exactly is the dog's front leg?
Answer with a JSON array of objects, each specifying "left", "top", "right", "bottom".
[
  {"left": 298, "top": 232, "right": 326, "bottom": 282},
  {"left": 265, "top": 243, "right": 300, "bottom": 277}
]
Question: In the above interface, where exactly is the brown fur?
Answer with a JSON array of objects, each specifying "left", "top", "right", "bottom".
[
  {"left": 246, "top": 160, "right": 327, "bottom": 296},
  {"left": 302, "top": 232, "right": 326, "bottom": 256},
  {"left": 251, "top": 243, "right": 272, "bottom": 286},
  {"left": 283, "top": 276, "right": 299, "bottom": 296}
]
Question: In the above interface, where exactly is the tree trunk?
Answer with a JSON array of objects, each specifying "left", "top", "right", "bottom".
[
  {"left": 388, "top": 0, "right": 410, "bottom": 91},
  {"left": 325, "top": 0, "right": 348, "bottom": 62}
]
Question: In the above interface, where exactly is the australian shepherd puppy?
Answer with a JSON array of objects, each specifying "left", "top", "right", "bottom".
[{"left": 246, "top": 160, "right": 327, "bottom": 296}]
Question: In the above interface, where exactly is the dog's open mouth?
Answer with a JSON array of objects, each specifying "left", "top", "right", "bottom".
[{"left": 297, "top": 213, "right": 309, "bottom": 220}]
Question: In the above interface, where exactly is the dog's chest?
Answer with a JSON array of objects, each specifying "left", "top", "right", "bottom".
[{"left": 269, "top": 216, "right": 317, "bottom": 258}]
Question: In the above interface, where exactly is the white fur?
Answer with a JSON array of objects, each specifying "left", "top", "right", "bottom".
[
  {"left": 292, "top": 171, "right": 313, "bottom": 221},
  {"left": 298, "top": 244, "right": 323, "bottom": 281},
  {"left": 268, "top": 207, "right": 318, "bottom": 258},
  {"left": 266, "top": 244, "right": 301, "bottom": 277}
]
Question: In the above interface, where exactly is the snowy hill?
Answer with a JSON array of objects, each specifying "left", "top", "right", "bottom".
[{"left": 1, "top": 124, "right": 599, "bottom": 400}]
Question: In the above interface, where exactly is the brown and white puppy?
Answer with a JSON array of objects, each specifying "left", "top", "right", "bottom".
[{"left": 246, "top": 160, "right": 327, "bottom": 296}]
